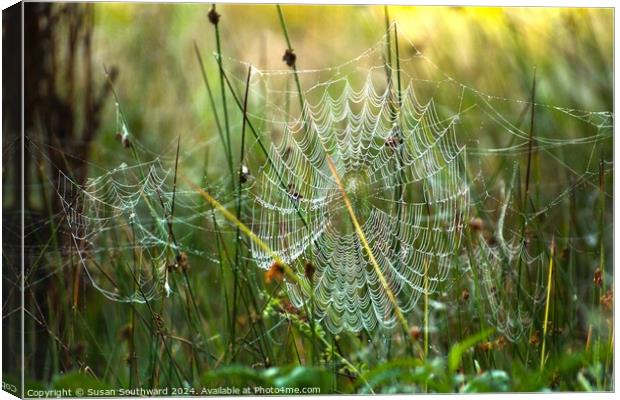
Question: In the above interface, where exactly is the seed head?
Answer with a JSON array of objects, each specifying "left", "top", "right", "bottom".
[
  {"left": 152, "top": 313, "right": 165, "bottom": 333},
  {"left": 282, "top": 48, "right": 297, "bottom": 67},
  {"left": 176, "top": 252, "right": 190, "bottom": 271},
  {"left": 119, "top": 324, "right": 133, "bottom": 341},
  {"left": 593, "top": 268, "right": 603, "bottom": 288},
  {"left": 600, "top": 289, "right": 613, "bottom": 311},
  {"left": 469, "top": 217, "right": 484, "bottom": 232},
  {"left": 409, "top": 325, "right": 421, "bottom": 341},
  {"left": 304, "top": 261, "right": 315, "bottom": 281},
  {"left": 208, "top": 6, "right": 220, "bottom": 25},
  {"left": 478, "top": 341, "right": 493, "bottom": 352},
  {"left": 266, "top": 260, "right": 285, "bottom": 283},
  {"left": 461, "top": 288, "right": 470, "bottom": 303}
]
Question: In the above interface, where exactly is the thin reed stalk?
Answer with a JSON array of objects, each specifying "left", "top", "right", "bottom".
[
  {"left": 231, "top": 66, "right": 253, "bottom": 358},
  {"left": 210, "top": 4, "right": 235, "bottom": 181},
  {"left": 540, "top": 238, "right": 555, "bottom": 372}
]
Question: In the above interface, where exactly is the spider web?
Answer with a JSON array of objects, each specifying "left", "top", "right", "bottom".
[
  {"left": 55, "top": 24, "right": 612, "bottom": 337},
  {"left": 245, "top": 72, "right": 469, "bottom": 333}
]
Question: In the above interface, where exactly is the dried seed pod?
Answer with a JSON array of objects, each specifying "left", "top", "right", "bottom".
[
  {"left": 304, "top": 261, "right": 315, "bottom": 281},
  {"left": 208, "top": 6, "right": 220, "bottom": 25},
  {"left": 494, "top": 335, "right": 507, "bottom": 349},
  {"left": 119, "top": 324, "right": 133, "bottom": 341},
  {"left": 266, "top": 260, "right": 285, "bottom": 283},
  {"left": 409, "top": 325, "right": 421, "bottom": 341},
  {"left": 593, "top": 268, "right": 603, "bottom": 288},
  {"left": 478, "top": 341, "right": 493, "bottom": 352},
  {"left": 282, "top": 48, "right": 296, "bottom": 67},
  {"left": 461, "top": 288, "right": 470, "bottom": 303},
  {"left": 469, "top": 217, "right": 484, "bottom": 232},
  {"left": 600, "top": 289, "right": 613, "bottom": 311},
  {"left": 152, "top": 313, "right": 165, "bottom": 332},
  {"left": 176, "top": 252, "right": 190, "bottom": 271}
]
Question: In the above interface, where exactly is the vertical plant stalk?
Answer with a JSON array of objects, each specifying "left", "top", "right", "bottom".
[
  {"left": 383, "top": 6, "right": 393, "bottom": 93},
  {"left": 424, "top": 261, "right": 429, "bottom": 361},
  {"left": 211, "top": 4, "right": 235, "bottom": 180},
  {"left": 383, "top": 15, "right": 408, "bottom": 342},
  {"left": 193, "top": 42, "right": 232, "bottom": 176},
  {"left": 598, "top": 157, "right": 606, "bottom": 290},
  {"left": 231, "top": 66, "right": 253, "bottom": 358},
  {"left": 276, "top": 4, "right": 304, "bottom": 112},
  {"left": 202, "top": 150, "right": 231, "bottom": 353},
  {"left": 394, "top": 24, "right": 402, "bottom": 107},
  {"left": 518, "top": 71, "right": 537, "bottom": 342},
  {"left": 172, "top": 139, "right": 210, "bottom": 371},
  {"left": 540, "top": 238, "right": 555, "bottom": 372},
  {"left": 197, "top": 39, "right": 274, "bottom": 363},
  {"left": 524, "top": 68, "right": 536, "bottom": 207}
]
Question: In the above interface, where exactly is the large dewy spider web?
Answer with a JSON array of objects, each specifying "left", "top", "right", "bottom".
[
  {"left": 56, "top": 24, "right": 612, "bottom": 338},
  {"left": 248, "top": 74, "right": 469, "bottom": 333}
]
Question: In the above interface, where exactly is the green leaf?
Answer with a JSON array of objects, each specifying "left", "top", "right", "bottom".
[
  {"left": 201, "top": 365, "right": 268, "bottom": 387},
  {"left": 461, "top": 370, "right": 511, "bottom": 393},
  {"left": 448, "top": 328, "right": 494, "bottom": 373},
  {"left": 270, "top": 366, "right": 334, "bottom": 393}
]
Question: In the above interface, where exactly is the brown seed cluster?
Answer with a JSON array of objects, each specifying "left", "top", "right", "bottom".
[
  {"left": 600, "top": 289, "right": 613, "bottom": 311},
  {"left": 177, "top": 252, "right": 190, "bottom": 271},
  {"left": 469, "top": 217, "right": 484, "bottom": 232},
  {"left": 409, "top": 325, "right": 421, "bottom": 341},
  {"left": 593, "top": 268, "right": 603, "bottom": 288},
  {"left": 461, "top": 288, "right": 470, "bottom": 303},
  {"left": 168, "top": 252, "right": 190, "bottom": 272},
  {"left": 208, "top": 6, "right": 220, "bottom": 25},
  {"left": 266, "top": 260, "right": 285, "bottom": 283},
  {"left": 304, "top": 261, "right": 315, "bottom": 281},
  {"left": 478, "top": 341, "right": 493, "bottom": 352},
  {"left": 152, "top": 313, "right": 165, "bottom": 333},
  {"left": 119, "top": 324, "right": 133, "bottom": 341},
  {"left": 282, "top": 48, "right": 296, "bottom": 67},
  {"left": 494, "top": 335, "right": 507, "bottom": 350}
]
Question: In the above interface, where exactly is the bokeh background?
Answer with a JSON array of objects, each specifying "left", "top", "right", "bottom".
[{"left": 90, "top": 5, "right": 612, "bottom": 165}]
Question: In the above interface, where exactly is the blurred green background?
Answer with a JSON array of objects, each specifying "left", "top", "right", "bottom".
[{"left": 90, "top": 4, "right": 612, "bottom": 164}]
